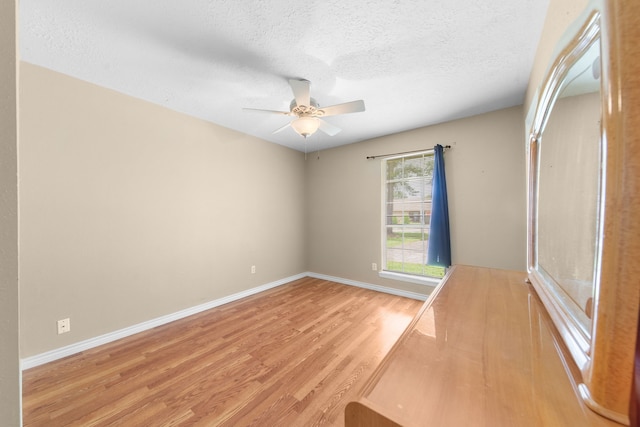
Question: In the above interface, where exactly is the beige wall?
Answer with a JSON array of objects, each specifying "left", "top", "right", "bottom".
[
  {"left": 306, "top": 106, "right": 526, "bottom": 295},
  {"left": 19, "top": 63, "right": 306, "bottom": 357},
  {"left": 0, "top": 0, "right": 21, "bottom": 424},
  {"left": 18, "top": 63, "right": 528, "bottom": 359}
]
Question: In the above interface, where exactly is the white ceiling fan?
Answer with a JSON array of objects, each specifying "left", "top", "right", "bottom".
[{"left": 243, "top": 79, "right": 365, "bottom": 138}]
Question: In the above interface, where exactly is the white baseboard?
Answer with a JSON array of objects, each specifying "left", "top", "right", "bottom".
[
  {"left": 21, "top": 273, "right": 306, "bottom": 370},
  {"left": 306, "top": 272, "right": 431, "bottom": 301},
  {"left": 21, "top": 272, "right": 428, "bottom": 370}
]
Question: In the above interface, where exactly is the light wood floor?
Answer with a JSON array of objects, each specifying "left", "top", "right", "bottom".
[{"left": 22, "top": 277, "right": 424, "bottom": 426}]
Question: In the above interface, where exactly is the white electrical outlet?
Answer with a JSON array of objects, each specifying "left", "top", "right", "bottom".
[
  {"left": 251, "top": 265, "right": 256, "bottom": 274},
  {"left": 57, "top": 318, "right": 71, "bottom": 334},
  {"left": 372, "top": 263, "right": 378, "bottom": 271}
]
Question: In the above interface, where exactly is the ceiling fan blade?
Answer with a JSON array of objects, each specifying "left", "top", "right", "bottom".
[
  {"left": 289, "top": 79, "right": 311, "bottom": 107},
  {"left": 243, "top": 108, "right": 292, "bottom": 116},
  {"left": 272, "top": 122, "right": 291, "bottom": 134},
  {"left": 318, "top": 100, "right": 365, "bottom": 117},
  {"left": 318, "top": 119, "right": 342, "bottom": 136}
]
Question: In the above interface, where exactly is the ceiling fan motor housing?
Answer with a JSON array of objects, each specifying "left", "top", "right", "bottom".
[{"left": 290, "top": 98, "right": 322, "bottom": 117}]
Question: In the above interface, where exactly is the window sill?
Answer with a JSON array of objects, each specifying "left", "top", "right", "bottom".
[{"left": 378, "top": 270, "right": 442, "bottom": 287}]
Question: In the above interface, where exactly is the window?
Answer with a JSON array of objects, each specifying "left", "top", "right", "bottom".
[{"left": 382, "top": 152, "right": 445, "bottom": 279}]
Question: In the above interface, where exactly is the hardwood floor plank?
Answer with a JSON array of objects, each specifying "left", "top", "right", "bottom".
[{"left": 23, "top": 278, "right": 424, "bottom": 426}]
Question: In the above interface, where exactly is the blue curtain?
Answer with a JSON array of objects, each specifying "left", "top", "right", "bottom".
[{"left": 427, "top": 144, "right": 451, "bottom": 267}]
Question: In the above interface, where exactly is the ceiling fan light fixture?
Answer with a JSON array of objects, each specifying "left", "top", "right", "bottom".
[{"left": 291, "top": 116, "right": 319, "bottom": 138}]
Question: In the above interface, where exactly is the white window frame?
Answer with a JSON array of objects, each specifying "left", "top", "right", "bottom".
[{"left": 379, "top": 150, "right": 443, "bottom": 286}]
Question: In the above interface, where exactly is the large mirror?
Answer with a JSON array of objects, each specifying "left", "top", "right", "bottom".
[
  {"left": 536, "top": 37, "right": 602, "bottom": 340},
  {"left": 527, "top": 1, "right": 640, "bottom": 424}
]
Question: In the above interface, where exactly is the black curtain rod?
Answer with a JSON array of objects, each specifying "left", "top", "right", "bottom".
[{"left": 366, "top": 145, "right": 452, "bottom": 160}]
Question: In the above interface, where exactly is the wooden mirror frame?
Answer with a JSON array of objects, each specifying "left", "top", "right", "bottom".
[{"left": 526, "top": 1, "right": 640, "bottom": 424}]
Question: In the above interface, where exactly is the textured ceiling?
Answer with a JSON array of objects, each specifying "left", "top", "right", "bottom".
[{"left": 20, "top": 0, "right": 550, "bottom": 151}]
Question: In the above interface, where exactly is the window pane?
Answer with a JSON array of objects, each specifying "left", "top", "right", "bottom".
[
  {"left": 383, "top": 152, "right": 444, "bottom": 279},
  {"left": 403, "top": 156, "right": 425, "bottom": 177},
  {"left": 386, "top": 158, "right": 403, "bottom": 181}
]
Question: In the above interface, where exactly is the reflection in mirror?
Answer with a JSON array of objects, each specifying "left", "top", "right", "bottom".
[{"left": 536, "top": 38, "right": 602, "bottom": 337}]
